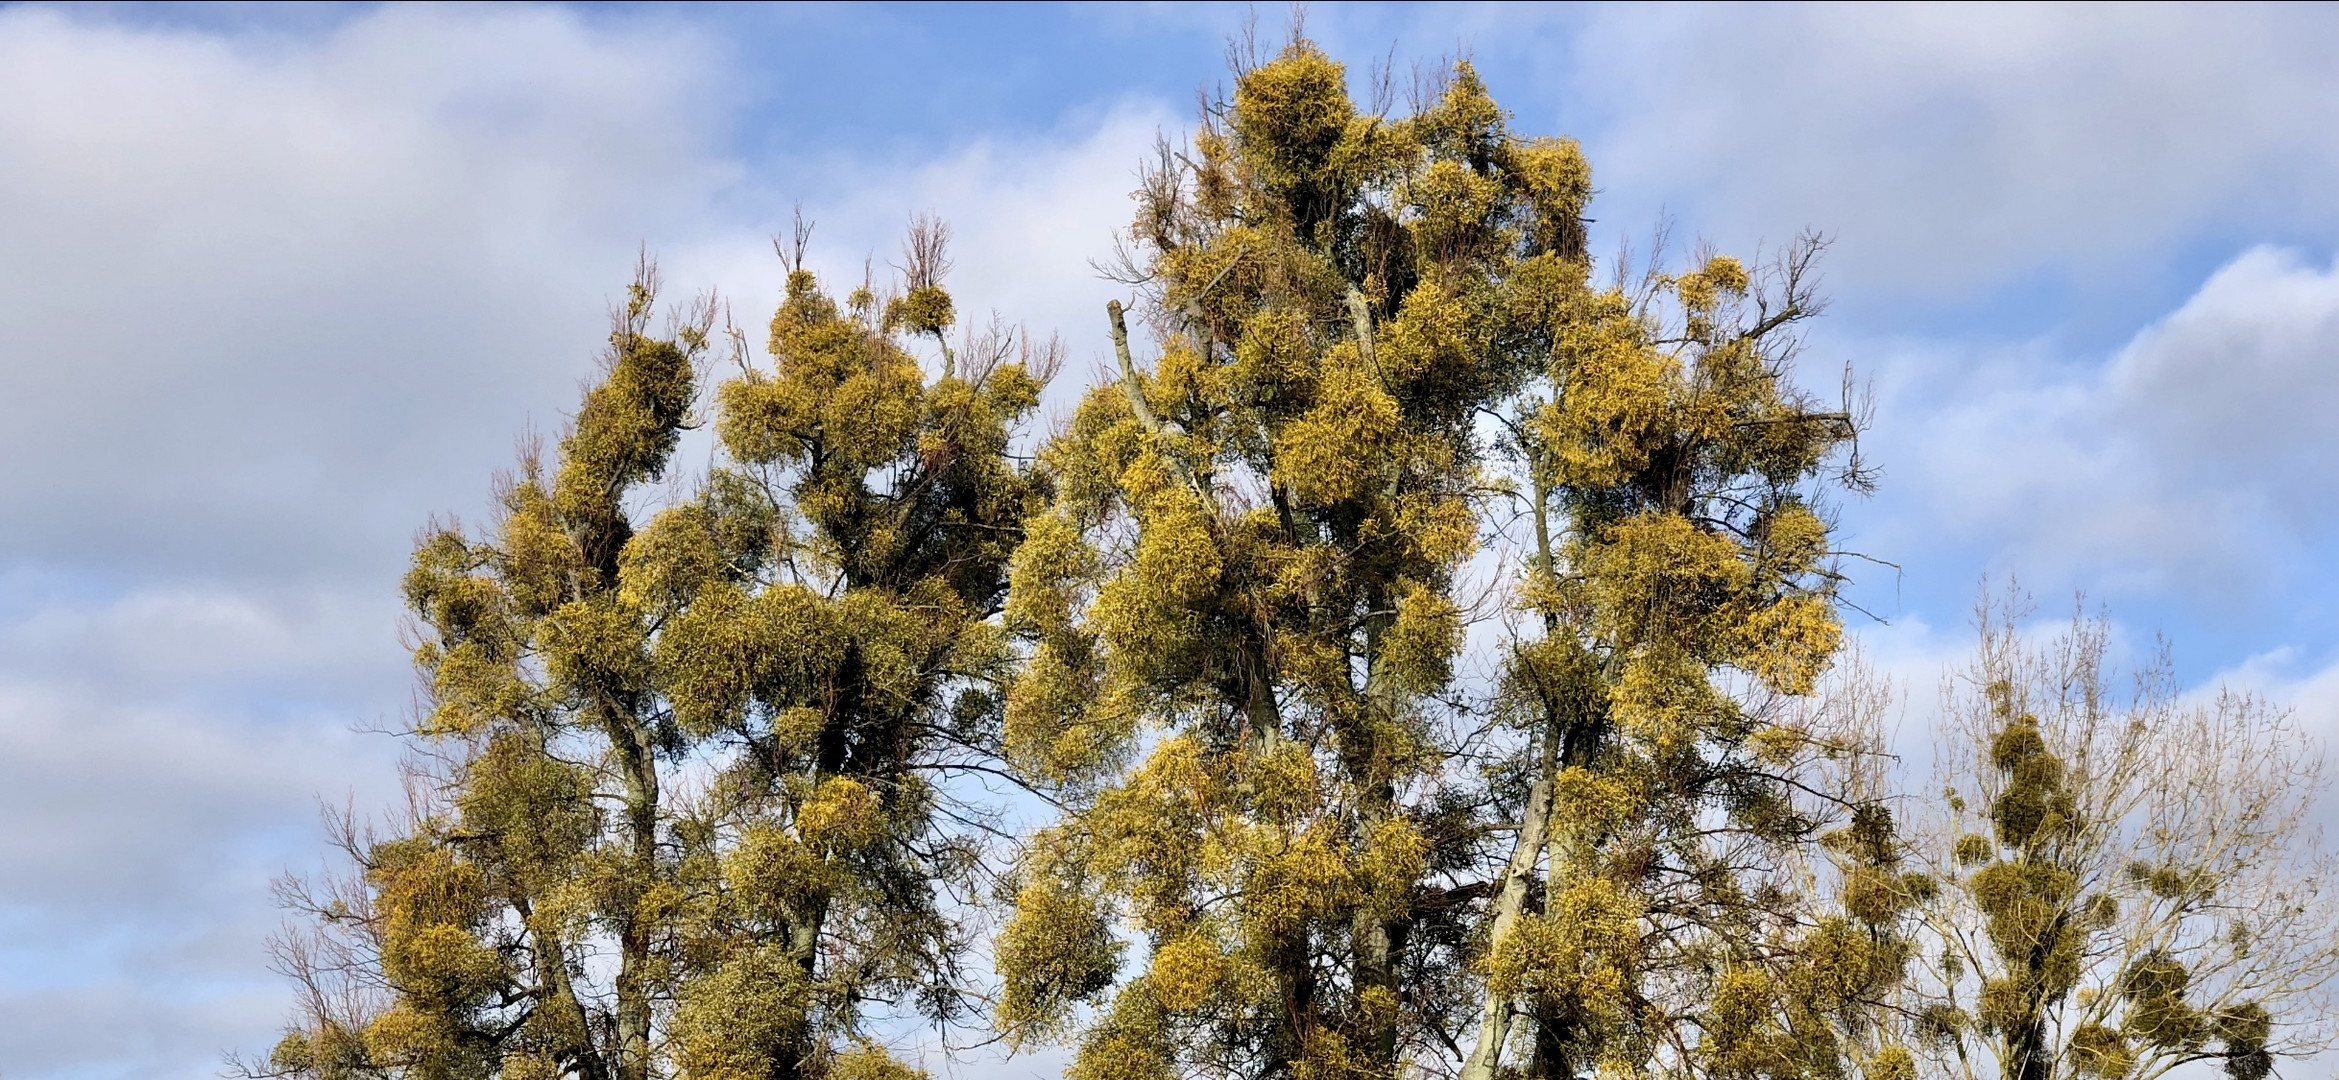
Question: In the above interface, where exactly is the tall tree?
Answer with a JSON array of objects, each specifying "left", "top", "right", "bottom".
[
  {"left": 1464, "top": 140, "right": 1906, "bottom": 1080},
  {"left": 255, "top": 222, "right": 1057, "bottom": 1080},
  {"left": 994, "top": 38, "right": 1575, "bottom": 1080},
  {"left": 992, "top": 32, "right": 1895, "bottom": 1080},
  {"left": 1907, "top": 594, "right": 2339, "bottom": 1080}
]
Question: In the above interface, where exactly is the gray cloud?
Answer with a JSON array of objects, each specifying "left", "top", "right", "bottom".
[
  {"left": 0, "top": 593, "right": 406, "bottom": 1079},
  {"left": 0, "top": 7, "right": 735, "bottom": 1075}
]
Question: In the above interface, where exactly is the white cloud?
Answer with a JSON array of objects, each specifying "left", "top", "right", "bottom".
[
  {"left": 1564, "top": 5, "right": 2339, "bottom": 299},
  {"left": 0, "top": 4, "right": 730, "bottom": 580},
  {"left": 0, "top": 574, "right": 394, "bottom": 692},
  {"left": 661, "top": 99, "right": 1176, "bottom": 427},
  {"left": 0, "top": 6, "right": 732, "bottom": 1075},
  {"left": 0, "top": 584, "right": 405, "bottom": 1080},
  {"left": 2108, "top": 247, "right": 2339, "bottom": 525},
  {"left": 1851, "top": 245, "right": 2339, "bottom": 601},
  {"left": 2206, "top": 646, "right": 2339, "bottom": 750}
]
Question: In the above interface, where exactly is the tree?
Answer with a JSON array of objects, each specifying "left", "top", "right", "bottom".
[
  {"left": 1463, "top": 118, "right": 1909, "bottom": 1080},
  {"left": 992, "top": 31, "right": 1895, "bottom": 1080},
  {"left": 992, "top": 41, "right": 1549, "bottom": 1080},
  {"left": 1907, "top": 592, "right": 2339, "bottom": 1080},
  {"left": 253, "top": 221, "right": 1059, "bottom": 1080}
]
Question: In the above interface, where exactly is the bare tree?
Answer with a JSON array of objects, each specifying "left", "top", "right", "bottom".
[{"left": 1908, "top": 589, "right": 2339, "bottom": 1080}]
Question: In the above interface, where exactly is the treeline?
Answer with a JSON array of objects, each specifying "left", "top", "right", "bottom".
[{"left": 248, "top": 36, "right": 2339, "bottom": 1080}]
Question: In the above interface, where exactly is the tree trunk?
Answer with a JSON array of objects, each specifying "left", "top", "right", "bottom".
[
  {"left": 613, "top": 711, "right": 659, "bottom": 1080},
  {"left": 527, "top": 914, "right": 610, "bottom": 1080},
  {"left": 1354, "top": 780, "right": 1402, "bottom": 1074},
  {"left": 1458, "top": 722, "right": 1556, "bottom": 1080}
]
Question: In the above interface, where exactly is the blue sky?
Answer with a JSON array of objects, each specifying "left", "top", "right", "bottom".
[{"left": 4, "top": 3, "right": 2339, "bottom": 1077}]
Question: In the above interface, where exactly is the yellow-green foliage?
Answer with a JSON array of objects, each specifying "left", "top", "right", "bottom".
[
  {"left": 2068, "top": 1021, "right": 2135, "bottom": 1079},
  {"left": 1913, "top": 621, "right": 2321, "bottom": 1080},
  {"left": 1270, "top": 356, "right": 1399, "bottom": 505},
  {"left": 884, "top": 284, "right": 956, "bottom": 339},
  {"left": 1951, "top": 712, "right": 2099, "bottom": 1073},
  {"left": 1473, "top": 152, "right": 1864, "bottom": 1080},
  {"left": 269, "top": 234, "right": 1051, "bottom": 1080},
  {"left": 988, "top": 32, "right": 1868, "bottom": 1080},
  {"left": 1938, "top": 698, "right": 2191, "bottom": 1080},
  {"left": 982, "top": 31, "right": 1875, "bottom": 1080},
  {"left": 356, "top": 839, "right": 504, "bottom": 1077},
  {"left": 669, "top": 947, "right": 811, "bottom": 1080},
  {"left": 1487, "top": 878, "right": 1641, "bottom": 1034},
  {"left": 1702, "top": 968, "right": 1794, "bottom": 1080},
  {"left": 995, "top": 861, "right": 1124, "bottom": 1046},
  {"left": 454, "top": 729, "right": 595, "bottom": 894},
  {"left": 268, "top": 31, "right": 1888, "bottom": 1080}
]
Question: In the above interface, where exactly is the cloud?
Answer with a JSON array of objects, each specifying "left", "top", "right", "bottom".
[
  {"left": 0, "top": 982, "right": 282, "bottom": 1080},
  {"left": 1563, "top": 5, "right": 2339, "bottom": 303},
  {"left": 662, "top": 98, "right": 1177, "bottom": 426},
  {"left": 2108, "top": 247, "right": 2339, "bottom": 525},
  {"left": 0, "top": 6, "right": 732, "bottom": 1076},
  {"left": 1856, "top": 245, "right": 2339, "bottom": 602},
  {"left": 0, "top": 585, "right": 405, "bottom": 1079},
  {"left": 0, "top": 4, "right": 731, "bottom": 582},
  {"left": 2213, "top": 643, "right": 2339, "bottom": 718}
]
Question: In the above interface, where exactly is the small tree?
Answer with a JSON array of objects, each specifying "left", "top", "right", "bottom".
[
  {"left": 1910, "top": 592, "right": 2339, "bottom": 1080},
  {"left": 252, "top": 223, "right": 1058, "bottom": 1080}
]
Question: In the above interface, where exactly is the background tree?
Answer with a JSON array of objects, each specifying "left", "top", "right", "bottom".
[
  {"left": 1908, "top": 593, "right": 2339, "bottom": 1080},
  {"left": 254, "top": 219, "right": 1058, "bottom": 1080},
  {"left": 993, "top": 30, "right": 1898, "bottom": 1080}
]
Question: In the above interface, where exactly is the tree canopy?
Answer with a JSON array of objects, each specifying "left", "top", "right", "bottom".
[{"left": 251, "top": 29, "right": 2339, "bottom": 1080}]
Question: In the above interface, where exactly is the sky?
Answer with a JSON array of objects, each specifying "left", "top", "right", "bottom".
[{"left": 3, "top": 2, "right": 2339, "bottom": 1077}]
